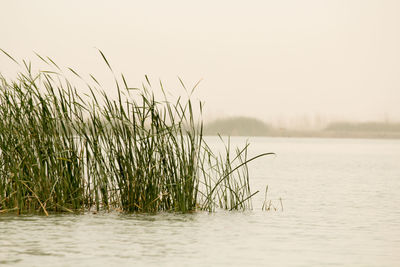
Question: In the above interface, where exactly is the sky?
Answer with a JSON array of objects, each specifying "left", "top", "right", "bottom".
[{"left": 1, "top": 0, "right": 399, "bottom": 127}]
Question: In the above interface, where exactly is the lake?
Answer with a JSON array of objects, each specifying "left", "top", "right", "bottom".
[{"left": 1, "top": 137, "right": 399, "bottom": 266}]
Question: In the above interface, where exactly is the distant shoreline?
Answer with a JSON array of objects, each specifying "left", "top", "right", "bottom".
[
  {"left": 204, "top": 117, "right": 400, "bottom": 140},
  {"left": 204, "top": 131, "right": 400, "bottom": 139}
]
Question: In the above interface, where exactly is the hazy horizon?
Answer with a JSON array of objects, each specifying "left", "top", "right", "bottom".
[
  {"left": 1, "top": 0, "right": 399, "bottom": 125},
  {"left": 204, "top": 113, "right": 400, "bottom": 131}
]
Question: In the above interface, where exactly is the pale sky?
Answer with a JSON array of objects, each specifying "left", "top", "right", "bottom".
[{"left": 1, "top": 0, "right": 399, "bottom": 126}]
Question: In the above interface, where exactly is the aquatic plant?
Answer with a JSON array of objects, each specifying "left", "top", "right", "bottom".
[{"left": 0, "top": 50, "right": 273, "bottom": 215}]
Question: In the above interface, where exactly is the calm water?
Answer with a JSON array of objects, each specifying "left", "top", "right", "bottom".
[{"left": 1, "top": 137, "right": 399, "bottom": 266}]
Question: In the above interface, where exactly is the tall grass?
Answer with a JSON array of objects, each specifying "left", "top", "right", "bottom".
[{"left": 0, "top": 51, "right": 273, "bottom": 215}]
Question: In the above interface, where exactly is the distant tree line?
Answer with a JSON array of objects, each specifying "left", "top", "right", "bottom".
[
  {"left": 324, "top": 122, "right": 400, "bottom": 132},
  {"left": 204, "top": 117, "right": 400, "bottom": 137},
  {"left": 204, "top": 117, "right": 271, "bottom": 136}
]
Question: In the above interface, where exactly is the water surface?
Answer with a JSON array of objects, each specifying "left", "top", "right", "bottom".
[{"left": 1, "top": 137, "right": 399, "bottom": 266}]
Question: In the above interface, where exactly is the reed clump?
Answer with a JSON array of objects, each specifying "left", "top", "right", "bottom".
[{"left": 0, "top": 50, "right": 273, "bottom": 215}]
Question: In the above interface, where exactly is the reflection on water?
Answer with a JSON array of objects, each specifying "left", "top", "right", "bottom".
[{"left": 1, "top": 137, "right": 399, "bottom": 266}]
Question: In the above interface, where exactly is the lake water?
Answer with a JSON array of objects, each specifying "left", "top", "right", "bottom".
[{"left": 1, "top": 137, "right": 399, "bottom": 266}]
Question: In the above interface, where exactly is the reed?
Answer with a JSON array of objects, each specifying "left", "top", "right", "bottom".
[{"left": 0, "top": 50, "right": 273, "bottom": 214}]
